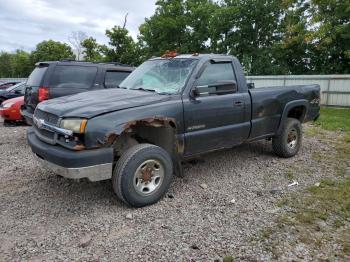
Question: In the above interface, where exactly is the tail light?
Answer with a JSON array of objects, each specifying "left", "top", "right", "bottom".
[{"left": 38, "top": 87, "right": 49, "bottom": 102}]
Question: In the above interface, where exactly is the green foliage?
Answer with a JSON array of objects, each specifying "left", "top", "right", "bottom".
[
  {"left": 0, "top": 52, "right": 14, "bottom": 77},
  {"left": 81, "top": 37, "right": 106, "bottom": 62},
  {"left": 273, "top": 0, "right": 313, "bottom": 74},
  {"left": 1, "top": 0, "right": 349, "bottom": 76},
  {"left": 105, "top": 26, "right": 143, "bottom": 65},
  {"left": 217, "top": 0, "right": 284, "bottom": 75},
  {"left": 30, "top": 40, "right": 75, "bottom": 64},
  {"left": 12, "top": 50, "right": 33, "bottom": 77},
  {"left": 309, "top": 0, "right": 350, "bottom": 74},
  {"left": 139, "top": 0, "right": 218, "bottom": 56},
  {"left": 139, "top": 0, "right": 187, "bottom": 56},
  {"left": 138, "top": 0, "right": 350, "bottom": 75},
  {"left": 315, "top": 107, "right": 350, "bottom": 132},
  {"left": 0, "top": 50, "right": 32, "bottom": 78}
]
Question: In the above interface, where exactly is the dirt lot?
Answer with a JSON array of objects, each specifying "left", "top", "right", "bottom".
[{"left": 0, "top": 117, "right": 348, "bottom": 261}]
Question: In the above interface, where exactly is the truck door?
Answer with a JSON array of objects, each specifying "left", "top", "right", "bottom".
[{"left": 183, "top": 61, "right": 251, "bottom": 156}]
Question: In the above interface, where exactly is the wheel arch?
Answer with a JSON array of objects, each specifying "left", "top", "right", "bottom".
[
  {"left": 101, "top": 117, "right": 184, "bottom": 177},
  {"left": 277, "top": 100, "right": 309, "bottom": 135}
]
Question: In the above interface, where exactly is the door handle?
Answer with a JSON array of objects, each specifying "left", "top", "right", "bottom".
[{"left": 234, "top": 101, "right": 243, "bottom": 106}]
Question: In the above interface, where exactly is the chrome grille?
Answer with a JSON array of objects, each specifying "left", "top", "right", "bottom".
[
  {"left": 34, "top": 109, "right": 59, "bottom": 126},
  {"left": 33, "top": 109, "right": 59, "bottom": 144}
]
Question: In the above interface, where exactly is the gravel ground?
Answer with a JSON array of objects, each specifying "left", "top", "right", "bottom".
[{"left": 0, "top": 118, "right": 339, "bottom": 261}]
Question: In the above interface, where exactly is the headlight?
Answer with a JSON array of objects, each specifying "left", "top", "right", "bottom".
[
  {"left": 60, "top": 118, "right": 87, "bottom": 134},
  {"left": 2, "top": 102, "right": 14, "bottom": 108}
]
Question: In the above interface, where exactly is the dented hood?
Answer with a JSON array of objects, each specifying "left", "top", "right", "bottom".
[{"left": 38, "top": 88, "right": 169, "bottom": 118}]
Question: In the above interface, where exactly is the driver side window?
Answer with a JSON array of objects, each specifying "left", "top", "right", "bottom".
[{"left": 197, "top": 63, "right": 236, "bottom": 86}]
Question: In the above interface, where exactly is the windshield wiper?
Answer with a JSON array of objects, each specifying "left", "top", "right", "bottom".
[{"left": 130, "top": 87, "right": 156, "bottom": 92}]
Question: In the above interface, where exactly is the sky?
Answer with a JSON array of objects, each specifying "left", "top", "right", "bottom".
[{"left": 0, "top": 0, "right": 157, "bottom": 52}]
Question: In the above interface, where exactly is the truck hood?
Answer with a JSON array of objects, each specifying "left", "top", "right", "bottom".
[{"left": 38, "top": 88, "right": 170, "bottom": 118}]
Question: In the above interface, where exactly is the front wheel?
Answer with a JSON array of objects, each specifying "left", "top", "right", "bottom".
[
  {"left": 112, "top": 143, "right": 173, "bottom": 207},
  {"left": 272, "top": 118, "right": 302, "bottom": 158}
]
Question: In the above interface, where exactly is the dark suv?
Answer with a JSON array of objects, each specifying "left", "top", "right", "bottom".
[{"left": 22, "top": 61, "right": 134, "bottom": 124}]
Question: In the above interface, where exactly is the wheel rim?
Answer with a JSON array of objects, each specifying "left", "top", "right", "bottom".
[
  {"left": 133, "top": 159, "right": 164, "bottom": 196},
  {"left": 287, "top": 128, "right": 298, "bottom": 149}
]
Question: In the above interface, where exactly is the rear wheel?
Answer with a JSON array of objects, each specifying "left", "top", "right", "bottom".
[
  {"left": 112, "top": 143, "right": 173, "bottom": 207},
  {"left": 272, "top": 118, "right": 302, "bottom": 158}
]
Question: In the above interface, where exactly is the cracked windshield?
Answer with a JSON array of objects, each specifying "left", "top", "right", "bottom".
[{"left": 120, "top": 58, "right": 197, "bottom": 94}]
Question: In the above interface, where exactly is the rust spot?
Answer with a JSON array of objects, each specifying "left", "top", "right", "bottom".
[
  {"left": 106, "top": 133, "right": 119, "bottom": 144},
  {"left": 176, "top": 138, "right": 185, "bottom": 154},
  {"left": 141, "top": 166, "right": 153, "bottom": 182},
  {"left": 123, "top": 117, "right": 176, "bottom": 133},
  {"left": 97, "top": 117, "right": 177, "bottom": 149}
]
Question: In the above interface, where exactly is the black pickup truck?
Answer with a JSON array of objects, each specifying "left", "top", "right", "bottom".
[{"left": 27, "top": 54, "right": 320, "bottom": 207}]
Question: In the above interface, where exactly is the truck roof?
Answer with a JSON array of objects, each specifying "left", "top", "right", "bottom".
[
  {"left": 35, "top": 60, "right": 134, "bottom": 71},
  {"left": 149, "top": 53, "right": 237, "bottom": 61}
]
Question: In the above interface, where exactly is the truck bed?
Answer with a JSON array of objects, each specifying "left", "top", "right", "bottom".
[{"left": 248, "top": 84, "right": 320, "bottom": 140}]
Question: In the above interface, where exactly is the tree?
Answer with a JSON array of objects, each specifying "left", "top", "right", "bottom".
[
  {"left": 272, "top": 0, "right": 313, "bottom": 74},
  {"left": 308, "top": 0, "right": 350, "bottom": 74},
  {"left": 139, "top": 0, "right": 187, "bottom": 56},
  {"left": 81, "top": 37, "right": 106, "bottom": 62},
  {"left": 0, "top": 52, "right": 13, "bottom": 77},
  {"left": 68, "top": 31, "right": 88, "bottom": 60},
  {"left": 139, "top": 0, "right": 218, "bottom": 56},
  {"left": 11, "top": 50, "right": 32, "bottom": 77},
  {"left": 105, "top": 26, "right": 142, "bottom": 65},
  {"left": 139, "top": 0, "right": 285, "bottom": 74},
  {"left": 183, "top": 0, "right": 218, "bottom": 52},
  {"left": 212, "top": 0, "right": 284, "bottom": 75},
  {"left": 30, "top": 40, "right": 75, "bottom": 64},
  {"left": 0, "top": 50, "right": 32, "bottom": 77}
]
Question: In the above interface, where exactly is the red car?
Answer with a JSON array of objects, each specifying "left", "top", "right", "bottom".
[{"left": 0, "top": 96, "right": 24, "bottom": 122}]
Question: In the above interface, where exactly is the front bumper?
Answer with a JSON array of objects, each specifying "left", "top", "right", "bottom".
[
  {"left": 0, "top": 107, "right": 10, "bottom": 119},
  {"left": 27, "top": 127, "right": 114, "bottom": 181},
  {"left": 0, "top": 107, "right": 22, "bottom": 121}
]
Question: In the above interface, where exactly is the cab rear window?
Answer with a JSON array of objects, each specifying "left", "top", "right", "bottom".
[
  {"left": 27, "top": 66, "right": 48, "bottom": 86},
  {"left": 50, "top": 65, "right": 97, "bottom": 89}
]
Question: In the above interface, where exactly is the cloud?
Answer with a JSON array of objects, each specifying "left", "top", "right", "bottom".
[{"left": 0, "top": 0, "right": 157, "bottom": 52}]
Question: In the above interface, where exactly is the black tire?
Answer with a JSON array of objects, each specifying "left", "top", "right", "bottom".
[
  {"left": 272, "top": 118, "right": 302, "bottom": 158},
  {"left": 112, "top": 143, "right": 173, "bottom": 207}
]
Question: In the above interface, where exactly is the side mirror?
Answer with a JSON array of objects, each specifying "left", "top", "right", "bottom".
[
  {"left": 192, "top": 80, "right": 237, "bottom": 97},
  {"left": 191, "top": 85, "right": 211, "bottom": 97},
  {"left": 247, "top": 83, "right": 255, "bottom": 89},
  {"left": 213, "top": 80, "right": 237, "bottom": 94},
  {"left": 14, "top": 90, "right": 21, "bottom": 94}
]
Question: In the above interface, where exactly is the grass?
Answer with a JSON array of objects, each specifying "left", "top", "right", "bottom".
[
  {"left": 298, "top": 178, "right": 350, "bottom": 226},
  {"left": 258, "top": 107, "right": 350, "bottom": 259},
  {"left": 263, "top": 177, "right": 350, "bottom": 259},
  {"left": 310, "top": 107, "right": 350, "bottom": 175},
  {"left": 314, "top": 107, "right": 350, "bottom": 132}
]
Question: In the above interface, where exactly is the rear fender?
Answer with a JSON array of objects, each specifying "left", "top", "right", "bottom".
[{"left": 277, "top": 100, "right": 309, "bottom": 135}]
